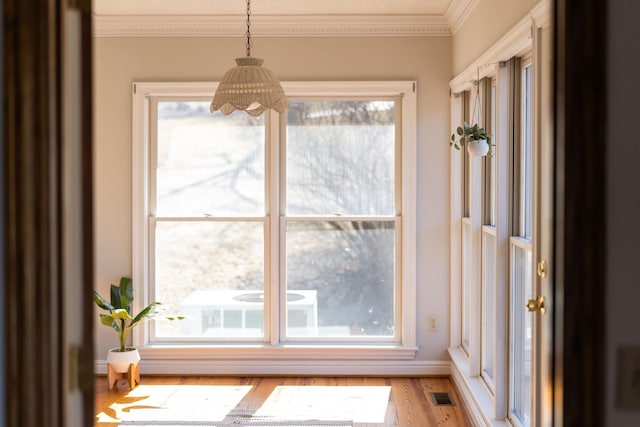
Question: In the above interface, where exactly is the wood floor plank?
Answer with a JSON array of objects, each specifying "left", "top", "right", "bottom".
[
  {"left": 94, "top": 375, "right": 472, "bottom": 427},
  {"left": 418, "top": 377, "right": 471, "bottom": 427},
  {"left": 389, "top": 377, "right": 438, "bottom": 426}
]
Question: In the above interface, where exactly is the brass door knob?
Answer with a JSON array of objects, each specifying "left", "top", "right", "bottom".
[{"left": 526, "top": 296, "right": 546, "bottom": 314}]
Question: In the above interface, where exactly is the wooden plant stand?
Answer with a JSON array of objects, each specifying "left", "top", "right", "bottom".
[{"left": 107, "top": 362, "right": 140, "bottom": 390}]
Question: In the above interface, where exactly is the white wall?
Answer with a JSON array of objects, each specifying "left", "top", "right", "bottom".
[
  {"left": 452, "top": 0, "right": 540, "bottom": 74},
  {"left": 607, "top": 0, "right": 640, "bottom": 424},
  {"left": 93, "top": 35, "right": 453, "bottom": 364}
]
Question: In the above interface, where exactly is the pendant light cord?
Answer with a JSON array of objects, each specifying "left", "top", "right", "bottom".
[{"left": 245, "top": 0, "right": 252, "bottom": 57}]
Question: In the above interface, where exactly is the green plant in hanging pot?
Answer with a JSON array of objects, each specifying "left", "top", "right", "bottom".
[
  {"left": 94, "top": 277, "right": 182, "bottom": 374},
  {"left": 450, "top": 121, "right": 493, "bottom": 156}
]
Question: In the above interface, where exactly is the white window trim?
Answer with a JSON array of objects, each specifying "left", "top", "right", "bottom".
[
  {"left": 448, "top": 1, "right": 550, "bottom": 425},
  {"left": 131, "top": 81, "right": 418, "bottom": 367}
]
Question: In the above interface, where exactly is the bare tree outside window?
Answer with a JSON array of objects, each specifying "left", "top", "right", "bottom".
[{"left": 285, "top": 100, "right": 397, "bottom": 337}]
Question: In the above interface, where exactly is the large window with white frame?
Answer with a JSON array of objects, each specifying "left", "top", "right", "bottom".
[
  {"left": 448, "top": 4, "right": 550, "bottom": 425},
  {"left": 509, "top": 60, "right": 534, "bottom": 427},
  {"left": 132, "top": 81, "right": 417, "bottom": 353},
  {"left": 449, "top": 52, "right": 538, "bottom": 427}
]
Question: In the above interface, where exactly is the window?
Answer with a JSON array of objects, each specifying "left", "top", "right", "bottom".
[
  {"left": 450, "top": 52, "right": 538, "bottom": 426},
  {"left": 509, "top": 62, "right": 534, "bottom": 427},
  {"left": 481, "top": 77, "right": 497, "bottom": 391},
  {"left": 284, "top": 100, "right": 398, "bottom": 339},
  {"left": 447, "top": 6, "right": 549, "bottom": 425},
  {"left": 460, "top": 90, "right": 472, "bottom": 354},
  {"left": 132, "top": 82, "right": 417, "bottom": 356}
]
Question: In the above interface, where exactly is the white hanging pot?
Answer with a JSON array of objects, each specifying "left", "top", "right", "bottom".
[
  {"left": 106, "top": 348, "right": 140, "bottom": 373},
  {"left": 467, "top": 139, "right": 490, "bottom": 156}
]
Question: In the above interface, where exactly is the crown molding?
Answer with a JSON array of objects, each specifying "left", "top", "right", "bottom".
[
  {"left": 531, "top": 0, "right": 552, "bottom": 29},
  {"left": 92, "top": 14, "right": 452, "bottom": 37},
  {"left": 444, "top": 0, "right": 480, "bottom": 34},
  {"left": 449, "top": 0, "right": 551, "bottom": 92}
]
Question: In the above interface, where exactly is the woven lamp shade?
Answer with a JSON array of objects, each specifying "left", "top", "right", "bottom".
[{"left": 210, "top": 57, "right": 288, "bottom": 117}]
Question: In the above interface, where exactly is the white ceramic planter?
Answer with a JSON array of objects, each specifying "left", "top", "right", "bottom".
[
  {"left": 106, "top": 348, "right": 140, "bottom": 373},
  {"left": 467, "top": 139, "right": 490, "bottom": 156}
]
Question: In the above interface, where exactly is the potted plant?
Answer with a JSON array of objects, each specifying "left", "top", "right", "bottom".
[
  {"left": 450, "top": 121, "right": 493, "bottom": 156},
  {"left": 93, "top": 277, "right": 182, "bottom": 375}
]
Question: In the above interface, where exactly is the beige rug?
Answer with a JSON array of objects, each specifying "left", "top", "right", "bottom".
[
  {"left": 115, "top": 384, "right": 390, "bottom": 427},
  {"left": 120, "top": 407, "right": 351, "bottom": 426},
  {"left": 120, "top": 409, "right": 352, "bottom": 425}
]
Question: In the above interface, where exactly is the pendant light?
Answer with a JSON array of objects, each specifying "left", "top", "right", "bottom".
[{"left": 210, "top": 0, "right": 287, "bottom": 117}]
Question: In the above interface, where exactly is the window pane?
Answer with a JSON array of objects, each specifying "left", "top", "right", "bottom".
[
  {"left": 286, "top": 100, "right": 395, "bottom": 216},
  {"left": 463, "top": 91, "right": 471, "bottom": 217},
  {"left": 481, "top": 230, "right": 496, "bottom": 387},
  {"left": 510, "top": 244, "right": 532, "bottom": 426},
  {"left": 156, "top": 102, "right": 264, "bottom": 217},
  {"left": 154, "top": 221, "right": 265, "bottom": 338},
  {"left": 522, "top": 66, "right": 533, "bottom": 238},
  {"left": 285, "top": 220, "right": 395, "bottom": 337},
  {"left": 487, "top": 82, "right": 497, "bottom": 226},
  {"left": 461, "top": 220, "right": 471, "bottom": 352}
]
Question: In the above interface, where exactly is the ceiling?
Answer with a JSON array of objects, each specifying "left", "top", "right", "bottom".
[
  {"left": 93, "top": 0, "right": 456, "bottom": 16},
  {"left": 91, "top": 0, "right": 473, "bottom": 37}
]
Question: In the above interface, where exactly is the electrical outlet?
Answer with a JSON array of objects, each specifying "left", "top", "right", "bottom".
[
  {"left": 617, "top": 346, "right": 640, "bottom": 409},
  {"left": 427, "top": 315, "right": 439, "bottom": 331}
]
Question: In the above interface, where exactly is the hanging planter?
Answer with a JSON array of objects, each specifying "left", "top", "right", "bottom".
[
  {"left": 450, "top": 122, "right": 493, "bottom": 157},
  {"left": 467, "top": 138, "right": 490, "bottom": 156},
  {"left": 450, "top": 70, "right": 494, "bottom": 157}
]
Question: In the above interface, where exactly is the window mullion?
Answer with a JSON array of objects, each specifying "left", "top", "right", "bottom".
[{"left": 268, "top": 110, "right": 281, "bottom": 345}]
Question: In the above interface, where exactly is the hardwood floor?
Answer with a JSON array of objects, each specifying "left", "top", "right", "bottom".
[{"left": 94, "top": 375, "right": 471, "bottom": 427}]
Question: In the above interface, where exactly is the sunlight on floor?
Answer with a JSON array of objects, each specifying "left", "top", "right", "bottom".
[
  {"left": 96, "top": 384, "right": 253, "bottom": 423},
  {"left": 96, "top": 383, "right": 391, "bottom": 425},
  {"left": 257, "top": 386, "right": 391, "bottom": 424}
]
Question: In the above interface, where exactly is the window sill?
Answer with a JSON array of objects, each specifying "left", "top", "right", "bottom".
[
  {"left": 94, "top": 344, "right": 452, "bottom": 376},
  {"left": 139, "top": 343, "right": 419, "bottom": 361},
  {"left": 448, "top": 347, "right": 512, "bottom": 427}
]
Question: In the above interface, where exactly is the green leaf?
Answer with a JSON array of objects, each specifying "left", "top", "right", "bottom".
[
  {"left": 119, "top": 277, "right": 134, "bottom": 313},
  {"left": 93, "top": 291, "right": 114, "bottom": 311},
  {"left": 110, "top": 284, "right": 122, "bottom": 310},
  {"left": 456, "top": 127, "right": 464, "bottom": 136},
  {"left": 130, "top": 302, "right": 160, "bottom": 327},
  {"left": 99, "top": 313, "right": 115, "bottom": 327},
  {"left": 110, "top": 308, "right": 133, "bottom": 321}
]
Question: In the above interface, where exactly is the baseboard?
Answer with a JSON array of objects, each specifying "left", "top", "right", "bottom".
[{"left": 94, "top": 358, "right": 451, "bottom": 377}]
